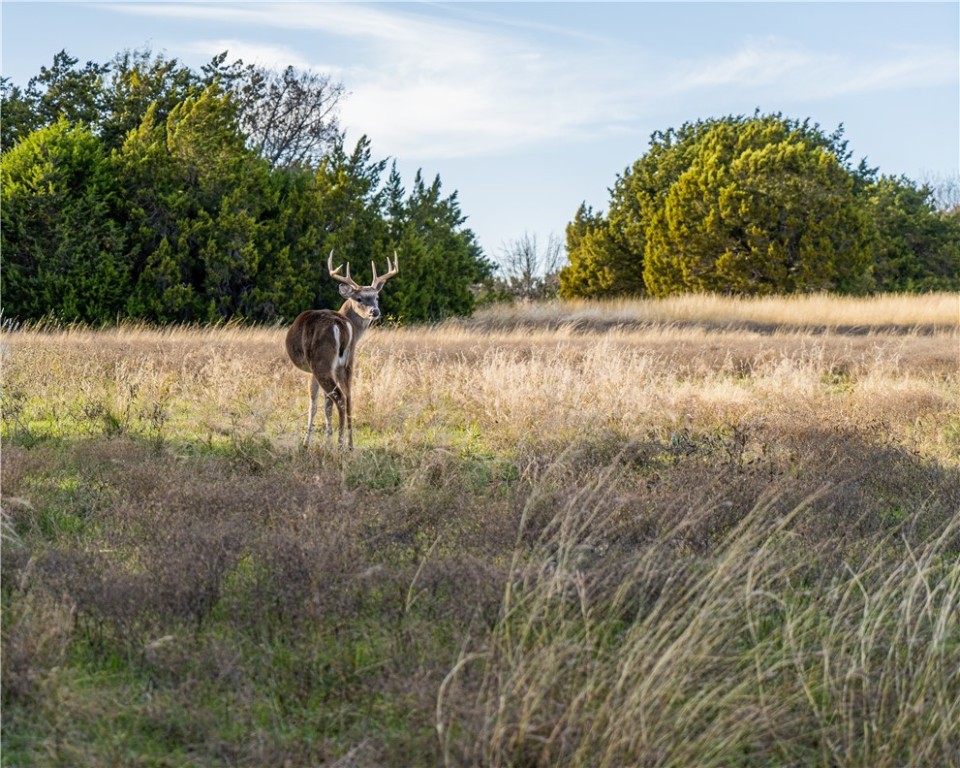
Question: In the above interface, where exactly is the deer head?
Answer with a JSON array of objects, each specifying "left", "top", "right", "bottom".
[{"left": 327, "top": 249, "right": 399, "bottom": 323}]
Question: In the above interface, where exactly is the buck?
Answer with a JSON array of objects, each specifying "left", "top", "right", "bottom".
[{"left": 285, "top": 250, "right": 399, "bottom": 449}]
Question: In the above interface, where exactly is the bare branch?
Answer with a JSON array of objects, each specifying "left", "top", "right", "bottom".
[{"left": 498, "top": 232, "right": 564, "bottom": 301}]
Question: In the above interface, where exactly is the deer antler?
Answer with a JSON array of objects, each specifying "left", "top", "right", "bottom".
[
  {"left": 371, "top": 251, "right": 400, "bottom": 292},
  {"left": 327, "top": 249, "right": 361, "bottom": 290}
]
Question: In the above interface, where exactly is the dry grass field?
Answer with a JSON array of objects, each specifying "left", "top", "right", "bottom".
[{"left": 2, "top": 293, "right": 959, "bottom": 766}]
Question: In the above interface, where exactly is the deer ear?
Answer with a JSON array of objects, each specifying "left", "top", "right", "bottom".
[{"left": 338, "top": 283, "right": 356, "bottom": 299}]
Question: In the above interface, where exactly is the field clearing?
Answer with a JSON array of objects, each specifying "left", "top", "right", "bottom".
[
  {"left": 3, "top": 294, "right": 960, "bottom": 766},
  {"left": 458, "top": 291, "right": 960, "bottom": 332}
]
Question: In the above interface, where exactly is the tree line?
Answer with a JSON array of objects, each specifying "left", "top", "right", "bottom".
[
  {"left": 2, "top": 50, "right": 494, "bottom": 325},
  {"left": 560, "top": 112, "right": 960, "bottom": 297},
  {"left": 4, "top": 52, "right": 958, "bottom": 324}
]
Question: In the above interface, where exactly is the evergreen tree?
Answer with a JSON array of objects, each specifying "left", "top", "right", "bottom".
[
  {"left": 559, "top": 203, "right": 617, "bottom": 298},
  {"left": 2, "top": 46, "right": 496, "bottom": 325},
  {"left": 561, "top": 113, "right": 907, "bottom": 298},
  {"left": 1, "top": 119, "right": 128, "bottom": 322},
  {"left": 117, "top": 85, "right": 275, "bottom": 322},
  {"left": 383, "top": 171, "right": 493, "bottom": 321},
  {"left": 1, "top": 80, "right": 37, "bottom": 151},
  {"left": 1, "top": 51, "right": 109, "bottom": 151},
  {"left": 866, "top": 176, "right": 960, "bottom": 292},
  {"left": 101, "top": 49, "right": 200, "bottom": 152},
  {"left": 561, "top": 119, "right": 717, "bottom": 297},
  {"left": 644, "top": 116, "right": 873, "bottom": 295}
]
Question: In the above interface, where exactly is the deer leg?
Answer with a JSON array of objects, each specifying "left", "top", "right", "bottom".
[
  {"left": 304, "top": 376, "right": 320, "bottom": 447},
  {"left": 344, "top": 387, "right": 353, "bottom": 451},
  {"left": 339, "top": 366, "right": 353, "bottom": 451},
  {"left": 323, "top": 390, "right": 336, "bottom": 443},
  {"left": 332, "top": 388, "right": 347, "bottom": 448}
]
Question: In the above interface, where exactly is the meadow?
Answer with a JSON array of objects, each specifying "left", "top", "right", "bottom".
[{"left": 2, "top": 293, "right": 959, "bottom": 767}]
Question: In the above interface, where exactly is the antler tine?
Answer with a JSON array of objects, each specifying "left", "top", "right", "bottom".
[
  {"left": 327, "top": 249, "right": 361, "bottom": 290},
  {"left": 372, "top": 250, "right": 400, "bottom": 291}
]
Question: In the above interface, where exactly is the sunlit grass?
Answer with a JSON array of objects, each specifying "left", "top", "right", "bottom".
[{"left": 462, "top": 291, "right": 959, "bottom": 331}]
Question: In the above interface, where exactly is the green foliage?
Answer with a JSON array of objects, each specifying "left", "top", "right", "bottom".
[
  {"left": 560, "top": 204, "right": 618, "bottom": 298},
  {"left": 383, "top": 171, "right": 494, "bottom": 321},
  {"left": 0, "top": 80, "right": 38, "bottom": 151},
  {"left": 100, "top": 49, "right": 201, "bottom": 153},
  {"left": 561, "top": 119, "right": 717, "bottom": 297},
  {"left": 562, "top": 112, "right": 959, "bottom": 297},
  {"left": 1, "top": 48, "right": 490, "bottom": 325},
  {"left": 866, "top": 176, "right": 960, "bottom": 292},
  {"left": 115, "top": 85, "right": 278, "bottom": 322},
  {"left": 1, "top": 119, "right": 129, "bottom": 323},
  {"left": 645, "top": 116, "right": 874, "bottom": 296},
  {"left": 0, "top": 50, "right": 108, "bottom": 151}
]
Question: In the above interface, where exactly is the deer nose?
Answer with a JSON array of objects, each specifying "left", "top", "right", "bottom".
[{"left": 370, "top": 307, "right": 381, "bottom": 320}]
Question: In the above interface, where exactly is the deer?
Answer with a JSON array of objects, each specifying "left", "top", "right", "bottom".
[{"left": 285, "top": 249, "right": 399, "bottom": 450}]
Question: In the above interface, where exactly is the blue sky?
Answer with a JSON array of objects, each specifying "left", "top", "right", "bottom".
[{"left": 3, "top": 2, "right": 958, "bottom": 264}]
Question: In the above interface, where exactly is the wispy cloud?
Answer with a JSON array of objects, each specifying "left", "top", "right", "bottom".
[
  {"left": 336, "top": 23, "right": 629, "bottom": 157},
  {"left": 672, "top": 37, "right": 816, "bottom": 90},
  {"left": 819, "top": 45, "right": 956, "bottom": 97},
  {"left": 111, "top": 2, "right": 632, "bottom": 158},
  {"left": 103, "top": 4, "right": 958, "bottom": 161},
  {"left": 179, "top": 39, "right": 313, "bottom": 73},
  {"left": 672, "top": 35, "right": 956, "bottom": 100}
]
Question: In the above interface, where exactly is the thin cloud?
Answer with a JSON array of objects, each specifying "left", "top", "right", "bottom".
[
  {"left": 180, "top": 40, "right": 314, "bottom": 73},
  {"left": 820, "top": 46, "right": 956, "bottom": 97},
  {"left": 99, "top": 4, "right": 959, "bottom": 161},
  {"left": 672, "top": 36, "right": 957, "bottom": 100},
  {"left": 674, "top": 38, "right": 815, "bottom": 90},
  {"left": 109, "top": 2, "right": 629, "bottom": 158}
]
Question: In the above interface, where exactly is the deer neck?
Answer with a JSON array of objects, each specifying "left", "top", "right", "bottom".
[{"left": 339, "top": 301, "right": 373, "bottom": 345}]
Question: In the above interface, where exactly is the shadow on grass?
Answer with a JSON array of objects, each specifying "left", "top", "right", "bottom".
[{"left": 2, "top": 425, "right": 958, "bottom": 765}]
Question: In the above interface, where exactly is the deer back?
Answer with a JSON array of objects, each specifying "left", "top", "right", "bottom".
[{"left": 285, "top": 309, "right": 354, "bottom": 377}]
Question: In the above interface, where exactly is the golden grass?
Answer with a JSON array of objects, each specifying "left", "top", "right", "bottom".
[
  {"left": 3, "top": 294, "right": 958, "bottom": 466},
  {"left": 463, "top": 292, "right": 960, "bottom": 331}
]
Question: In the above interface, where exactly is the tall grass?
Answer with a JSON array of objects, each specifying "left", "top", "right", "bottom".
[
  {"left": 442, "top": 485, "right": 960, "bottom": 767},
  {"left": 462, "top": 292, "right": 960, "bottom": 332},
  {"left": 3, "top": 294, "right": 959, "bottom": 766}
]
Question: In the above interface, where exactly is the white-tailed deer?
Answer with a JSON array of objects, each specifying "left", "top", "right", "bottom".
[{"left": 285, "top": 250, "right": 398, "bottom": 449}]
